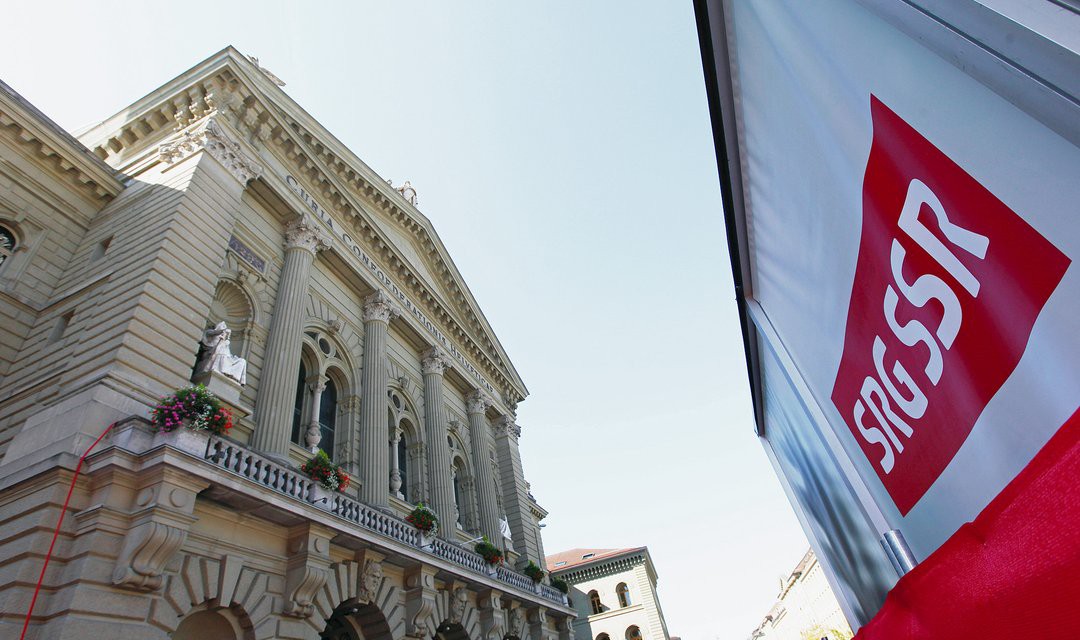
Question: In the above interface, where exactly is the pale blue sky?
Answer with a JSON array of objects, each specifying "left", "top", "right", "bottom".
[{"left": 2, "top": 2, "right": 809, "bottom": 637}]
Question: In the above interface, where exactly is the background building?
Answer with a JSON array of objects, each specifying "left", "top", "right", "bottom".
[
  {"left": 547, "top": 548, "right": 669, "bottom": 640},
  {"left": 749, "top": 550, "right": 852, "bottom": 640},
  {"left": 0, "top": 48, "right": 573, "bottom": 639}
]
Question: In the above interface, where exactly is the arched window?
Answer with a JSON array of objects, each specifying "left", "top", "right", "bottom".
[
  {"left": 318, "top": 377, "right": 337, "bottom": 456},
  {"left": 291, "top": 362, "right": 307, "bottom": 445},
  {"left": 616, "top": 582, "right": 631, "bottom": 608},
  {"left": 625, "top": 626, "right": 642, "bottom": 640},
  {"left": 0, "top": 225, "right": 15, "bottom": 269},
  {"left": 589, "top": 590, "right": 603, "bottom": 615}
]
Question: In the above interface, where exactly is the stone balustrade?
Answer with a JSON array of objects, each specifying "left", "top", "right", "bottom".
[{"left": 202, "top": 435, "right": 564, "bottom": 606}]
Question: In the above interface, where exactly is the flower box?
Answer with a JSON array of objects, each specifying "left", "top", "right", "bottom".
[
  {"left": 153, "top": 424, "right": 210, "bottom": 458},
  {"left": 149, "top": 385, "right": 232, "bottom": 458},
  {"left": 406, "top": 503, "right": 440, "bottom": 543},
  {"left": 301, "top": 450, "right": 351, "bottom": 495}
]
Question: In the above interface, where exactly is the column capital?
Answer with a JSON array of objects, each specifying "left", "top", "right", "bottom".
[
  {"left": 494, "top": 415, "right": 521, "bottom": 439},
  {"left": 361, "top": 290, "right": 401, "bottom": 323},
  {"left": 421, "top": 347, "right": 451, "bottom": 376},
  {"left": 284, "top": 216, "right": 332, "bottom": 254},
  {"left": 466, "top": 390, "right": 492, "bottom": 415}
]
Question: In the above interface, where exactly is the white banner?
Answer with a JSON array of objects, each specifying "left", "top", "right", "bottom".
[{"left": 728, "top": 0, "right": 1079, "bottom": 561}]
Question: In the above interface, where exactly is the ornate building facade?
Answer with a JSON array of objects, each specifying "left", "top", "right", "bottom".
[
  {"left": 546, "top": 548, "right": 670, "bottom": 640},
  {"left": 748, "top": 550, "right": 852, "bottom": 640},
  {"left": 0, "top": 48, "right": 573, "bottom": 639}
]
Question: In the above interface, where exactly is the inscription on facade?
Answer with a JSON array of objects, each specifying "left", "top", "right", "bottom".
[
  {"left": 228, "top": 235, "right": 266, "bottom": 273},
  {"left": 285, "top": 174, "right": 498, "bottom": 397}
]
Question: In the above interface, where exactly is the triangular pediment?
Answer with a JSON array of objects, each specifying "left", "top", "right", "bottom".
[{"left": 77, "top": 46, "right": 526, "bottom": 404}]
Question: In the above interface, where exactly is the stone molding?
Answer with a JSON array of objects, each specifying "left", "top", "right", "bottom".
[
  {"left": 284, "top": 215, "right": 332, "bottom": 254},
  {"left": 361, "top": 290, "right": 401, "bottom": 324},
  {"left": 159, "top": 118, "right": 264, "bottom": 184}
]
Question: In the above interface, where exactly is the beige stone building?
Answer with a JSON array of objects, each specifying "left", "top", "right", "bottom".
[
  {"left": 546, "top": 548, "right": 669, "bottom": 640},
  {"left": 749, "top": 550, "right": 852, "bottom": 640},
  {"left": 0, "top": 47, "right": 573, "bottom": 639}
]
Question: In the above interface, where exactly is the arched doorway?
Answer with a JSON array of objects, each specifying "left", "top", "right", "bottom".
[
  {"left": 172, "top": 609, "right": 245, "bottom": 640},
  {"left": 321, "top": 602, "right": 394, "bottom": 640}
]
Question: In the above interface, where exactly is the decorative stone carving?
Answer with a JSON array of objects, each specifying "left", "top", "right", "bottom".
[
  {"left": 508, "top": 607, "right": 526, "bottom": 639},
  {"left": 196, "top": 321, "right": 248, "bottom": 385},
  {"left": 477, "top": 589, "right": 506, "bottom": 640},
  {"left": 466, "top": 390, "right": 492, "bottom": 415},
  {"left": 362, "top": 290, "right": 401, "bottom": 324},
  {"left": 284, "top": 216, "right": 332, "bottom": 254},
  {"left": 283, "top": 564, "right": 328, "bottom": 617},
  {"left": 528, "top": 607, "right": 548, "bottom": 640},
  {"left": 111, "top": 478, "right": 204, "bottom": 592},
  {"left": 421, "top": 347, "right": 451, "bottom": 376},
  {"left": 405, "top": 567, "right": 438, "bottom": 639},
  {"left": 283, "top": 527, "right": 332, "bottom": 618},
  {"left": 558, "top": 615, "right": 574, "bottom": 640},
  {"left": 495, "top": 415, "right": 521, "bottom": 439},
  {"left": 112, "top": 521, "right": 188, "bottom": 591},
  {"left": 358, "top": 559, "right": 384, "bottom": 604},
  {"left": 159, "top": 118, "right": 264, "bottom": 184},
  {"left": 447, "top": 585, "right": 468, "bottom": 625}
]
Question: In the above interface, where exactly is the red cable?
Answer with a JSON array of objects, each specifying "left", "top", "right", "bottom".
[{"left": 20, "top": 421, "right": 115, "bottom": 640}]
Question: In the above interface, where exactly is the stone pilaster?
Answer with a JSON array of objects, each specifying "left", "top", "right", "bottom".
[
  {"left": 494, "top": 415, "right": 541, "bottom": 568},
  {"left": 421, "top": 347, "right": 455, "bottom": 539},
  {"left": 251, "top": 217, "right": 330, "bottom": 457},
  {"left": 358, "top": 291, "right": 399, "bottom": 508},
  {"left": 467, "top": 391, "right": 502, "bottom": 545}
]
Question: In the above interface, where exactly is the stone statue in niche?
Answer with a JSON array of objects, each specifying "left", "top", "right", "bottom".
[{"left": 196, "top": 321, "right": 247, "bottom": 385}]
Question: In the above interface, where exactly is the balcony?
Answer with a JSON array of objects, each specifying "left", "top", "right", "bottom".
[{"left": 100, "top": 419, "right": 571, "bottom": 610}]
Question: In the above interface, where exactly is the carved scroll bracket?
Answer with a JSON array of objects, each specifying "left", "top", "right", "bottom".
[{"left": 282, "top": 524, "right": 333, "bottom": 618}]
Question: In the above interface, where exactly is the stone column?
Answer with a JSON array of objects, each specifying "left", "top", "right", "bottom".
[
  {"left": 358, "top": 291, "right": 399, "bottom": 509},
  {"left": 389, "top": 429, "right": 404, "bottom": 499},
  {"left": 305, "top": 375, "right": 327, "bottom": 452},
  {"left": 251, "top": 217, "right": 330, "bottom": 457},
  {"left": 467, "top": 391, "right": 502, "bottom": 544},
  {"left": 421, "top": 347, "right": 455, "bottom": 539}
]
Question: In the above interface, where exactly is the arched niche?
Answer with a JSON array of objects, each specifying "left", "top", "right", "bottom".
[{"left": 206, "top": 279, "right": 257, "bottom": 358}]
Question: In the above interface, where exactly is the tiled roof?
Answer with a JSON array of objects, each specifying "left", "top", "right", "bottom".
[{"left": 545, "top": 547, "right": 647, "bottom": 572}]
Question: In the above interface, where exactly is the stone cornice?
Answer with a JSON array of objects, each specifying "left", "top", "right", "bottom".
[
  {"left": 0, "top": 80, "right": 122, "bottom": 204},
  {"left": 553, "top": 552, "right": 646, "bottom": 584}
]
